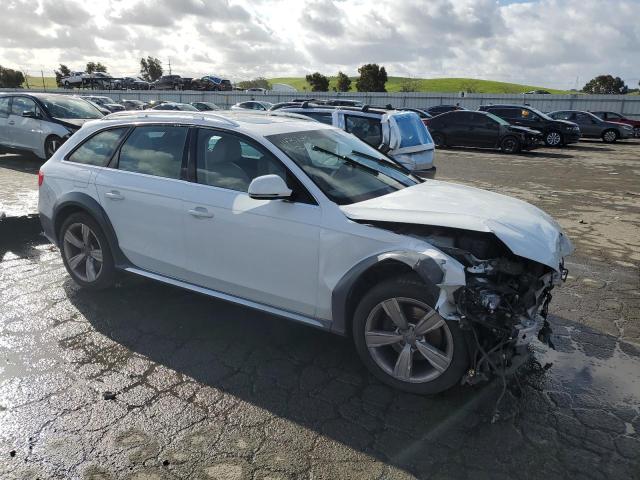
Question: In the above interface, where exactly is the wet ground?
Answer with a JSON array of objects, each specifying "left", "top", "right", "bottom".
[{"left": 0, "top": 140, "right": 639, "bottom": 479}]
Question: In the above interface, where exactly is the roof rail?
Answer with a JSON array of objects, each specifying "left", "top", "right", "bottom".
[
  {"left": 361, "top": 105, "right": 370, "bottom": 112},
  {"left": 268, "top": 111, "right": 314, "bottom": 121},
  {"left": 102, "top": 110, "right": 240, "bottom": 127}
]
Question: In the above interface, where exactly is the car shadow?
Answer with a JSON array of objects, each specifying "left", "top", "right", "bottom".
[
  {"left": 0, "top": 151, "right": 43, "bottom": 174},
  {"left": 0, "top": 214, "right": 48, "bottom": 262},
  {"left": 63, "top": 275, "right": 508, "bottom": 475}
]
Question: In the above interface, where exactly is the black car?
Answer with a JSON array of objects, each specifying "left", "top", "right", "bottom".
[
  {"left": 426, "top": 110, "right": 543, "bottom": 153},
  {"left": 426, "top": 104, "right": 464, "bottom": 116},
  {"left": 151, "top": 75, "right": 193, "bottom": 90},
  {"left": 478, "top": 104, "right": 580, "bottom": 147},
  {"left": 190, "top": 76, "right": 232, "bottom": 91},
  {"left": 150, "top": 102, "right": 199, "bottom": 111},
  {"left": 190, "top": 101, "right": 221, "bottom": 111},
  {"left": 116, "top": 77, "right": 150, "bottom": 90}
]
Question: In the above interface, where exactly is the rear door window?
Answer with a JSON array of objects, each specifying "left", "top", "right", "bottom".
[
  {"left": 491, "top": 108, "right": 518, "bottom": 119},
  {"left": 67, "top": 128, "right": 129, "bottom": 166},
  {"left": 117, "top": 126, "right": 188, "bottom": 179},
  {"left": 0, "top": 97, "right": 10, "bottom": 118},
  {"left": 344, "top": 115, "right": 382, "bottom": 147}
]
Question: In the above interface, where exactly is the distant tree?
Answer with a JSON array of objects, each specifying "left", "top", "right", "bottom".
[
  {"left": 0, "top": 66, "right": 25, "bottom": 88},
  {"left": 355, "top": 64, "right": 387, "bottom": 92},
  {"left": 582, "top": 75, "right": 628, "bottom": 94},
  {"left": 54, "top": 64, "right": 71, "bottom": 86},
  {"left": 140, "top": 57, "right": 163, "bottom": 82},
  {"left": 399, "top": 77, "right": 420, "bottom": 92},
  {"left": 85, "top": 62, "right": 108, "bottom": 74},
  {"left": 305, "top": 72, "right": 329, "bottom": 92},
  {"left": 237, "top": 77, "right": 272, "bottom": 90},
  {"left": 336, "top": 71, "right": 351, "bottom": 92}
]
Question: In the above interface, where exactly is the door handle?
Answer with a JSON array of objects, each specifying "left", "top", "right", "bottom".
[
  {"left": 105, "top": 191, "right": 124, "bottom": 200},
  {"left": 188, "top": 207, "right": 214, "bottom": 218},
  {"left": 8, "top": 121, "right": 15, "bottom": 125}
]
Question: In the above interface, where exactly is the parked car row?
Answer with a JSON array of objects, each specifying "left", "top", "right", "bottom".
[{"left": 61, "top": 71, "right": 233, "bottom": 92}]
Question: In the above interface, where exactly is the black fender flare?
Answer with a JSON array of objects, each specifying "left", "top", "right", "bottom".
[
  {"left": 52, "top": 192, "right": 132, "bottom": 268},
  {"left": 330, "top": 250, "right": 445, "bottom": 335}
]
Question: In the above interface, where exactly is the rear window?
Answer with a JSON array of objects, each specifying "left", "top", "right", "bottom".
[
  {"left": 393, "top": 112, "right": 433, "bottom": 148},
  {"left": 67, "top": 128, "right": 128, "bottom": 166}
]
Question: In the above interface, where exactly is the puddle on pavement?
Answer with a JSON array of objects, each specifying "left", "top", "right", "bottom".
[{"left": 532, "top": 341, "right": 640, "bottom": 405}]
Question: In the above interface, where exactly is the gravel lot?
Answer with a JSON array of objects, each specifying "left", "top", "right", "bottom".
[{"left": 1, "top": 140, "right": 639, "bottom": 480}]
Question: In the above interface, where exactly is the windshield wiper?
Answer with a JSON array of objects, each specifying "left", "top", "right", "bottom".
[
  {"left": 311, "top": 145, "right": 380, "bottom": 176},
  {"left": 349, "top": 149, "right": 411, "bottom": 174}
]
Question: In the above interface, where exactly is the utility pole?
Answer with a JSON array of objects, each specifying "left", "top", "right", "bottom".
[
  {"left": 168, "top": 58, "right": 172, "bottom": 75},
  {"left": 41, "top": 70, "right": 46, "bottom": 90}
]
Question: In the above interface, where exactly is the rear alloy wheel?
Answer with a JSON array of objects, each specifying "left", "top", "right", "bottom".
[
  {"left": 432, "top": 132, "right": 446, "bottom": 147},
  {"left": 59, "top": 213, "right": 116, "bottom": 290},
  {"left": 44, "top": 135, "right": 63, "bottom": 159},
  {"left": 544, "top": 131, "right": 563, "bottom": 147},
  {"left": 500, "top": 136, "right": 520, "bottom": 154},
  {"left": 353, "top": 276, "right": 469, "bottom": 394},
  {"left": 602, "top": 129, "right": 618, "bottom": 143}
]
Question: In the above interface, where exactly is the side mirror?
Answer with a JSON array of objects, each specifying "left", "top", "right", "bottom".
[
  {"left": 22, "top": 111, "right": 38, "bottom": 119},
  {"left": 248, "top": 174, "right": 292, "bottom": 200}
]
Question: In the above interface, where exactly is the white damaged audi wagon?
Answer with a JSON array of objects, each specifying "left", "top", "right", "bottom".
[{"left": 38, "top": 110, "right": 574, "bottom": 394}]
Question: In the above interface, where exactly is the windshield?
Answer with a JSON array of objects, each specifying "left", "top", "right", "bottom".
[
  {"left": 527, "top": 106, "right": 553, "bottom": 121},
  {"left": 266, "top": 128, "right": 419, "bottom": 205},
  {"left": 40, "top": 96, "right": 103, "bottom": 119},
  {"left": 486, "top": 112, "right": 510, "bottom": 126}
]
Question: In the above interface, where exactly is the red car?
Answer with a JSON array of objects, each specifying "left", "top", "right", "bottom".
[{"left": 591, "top": 111, "right": 640, "bottom": 138}]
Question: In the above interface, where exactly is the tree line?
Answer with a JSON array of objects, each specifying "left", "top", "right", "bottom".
[
  {"left": 305, "top": 64, "right": 388, "bottom": 92},
  {"left": 2, "top": 59, "right": 638, "bottom": 94}
]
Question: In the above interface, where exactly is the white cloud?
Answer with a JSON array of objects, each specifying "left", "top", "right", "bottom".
[{"left": 0, "top": 0, "right": 637, "bottom": 88}]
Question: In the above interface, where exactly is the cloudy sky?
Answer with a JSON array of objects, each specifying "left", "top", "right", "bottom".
[{"left": 1, "top": 0, "right": 638, "bottom": 89}]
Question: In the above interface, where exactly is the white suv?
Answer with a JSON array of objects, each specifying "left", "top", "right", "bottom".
[{"left": 38, "top": 110, "right": 573, "bottom": 394}]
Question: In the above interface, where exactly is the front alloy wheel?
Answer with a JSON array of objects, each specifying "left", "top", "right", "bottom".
[
  {"left": 353, "top": 276, "right": 469, "bottom": 394},
  {"left": 602, "top": 129, "right": 617, "bottom": 143},
  {"left": 544, "top": 131, "right": 563, "bottom": 147},
  {"left": 500, "top": 136, "right": 520, "bottom": 154},
  {"left": 45, "top": 136, "right": 63, "bottom": 159},
  {"left": 365, "top": 298, "right": 453, "bottom": 383}
]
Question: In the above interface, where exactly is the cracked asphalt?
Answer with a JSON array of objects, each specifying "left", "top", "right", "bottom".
[{"left": 1, "top": 139, "right": 639, "bottom": 479}]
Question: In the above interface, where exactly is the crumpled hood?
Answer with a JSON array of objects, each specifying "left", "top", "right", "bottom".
[
  {"left": 341, "top": 180, "right": 574, "bottom": 271},
  {"left": 507, "top": 125, "right": 542, "bottom": 136},
  {"left": 52, "top": 118, "right": 93, "bottom": 129}
]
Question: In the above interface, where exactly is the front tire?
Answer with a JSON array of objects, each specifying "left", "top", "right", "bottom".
[
  {"left": 544, "top": 130, "right": 563, "bottom": 147},
  {"left": 44, "top": 135, "right": 63, "bottom": 159},
  {"left": 500, "top": 135, "right": 520, "bottom": 153},
  {"left": 432, "top": 132, "right": 446, "bottom": 147},
  {"left": 353, "top": 276, "right": 469, "bottom": 394},
  {"left": 602, "top": 129, "right": 618, "bottom": 143},
  {"left": 59, "top": 213, "right": 116, "bottom": 290}
]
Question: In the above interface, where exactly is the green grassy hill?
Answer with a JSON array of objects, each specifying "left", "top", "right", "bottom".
[
  {"left": 21, "top": 75, "right": 568, "bottom": 94},
  {"left": 269, "top": 76, "right": 569, "bottom": 94},
  {"left": 22, "top": 75, "right": 59, "bottom": 89}
]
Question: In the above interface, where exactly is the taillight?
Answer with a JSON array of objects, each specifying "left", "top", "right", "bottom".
[{"left": 38, "top": 170, "right": 44, "bottom": 187}]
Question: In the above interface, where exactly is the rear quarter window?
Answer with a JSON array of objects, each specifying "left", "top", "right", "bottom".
[{"left": 66, "top": 128, "right": 129, "bottom": 166}]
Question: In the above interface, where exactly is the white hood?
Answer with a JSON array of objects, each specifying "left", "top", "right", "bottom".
[{"left": 341, "top": 180, "right": 574, "bottom": 271}]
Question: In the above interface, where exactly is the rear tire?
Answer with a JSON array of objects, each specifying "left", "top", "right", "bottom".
[
  {"left": 352, "top": 275, "right": 469, "bottom": 394},
  {"left": 59, "top": 212, "right": 116, "bottom": 290},
  {"left": 500, "top": 136, "right": 520, "bottom": 153},
  {"left": 602, "top": 129, "right": 618, "bottom": 143}
]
